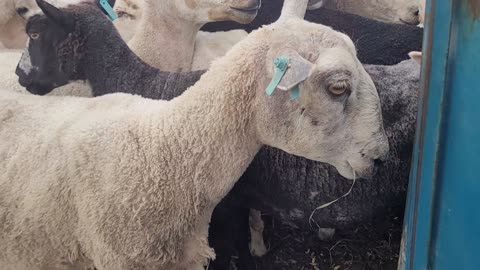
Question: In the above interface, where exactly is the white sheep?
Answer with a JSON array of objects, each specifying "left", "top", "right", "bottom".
[
  {"left": 0, "top": 0, "right": 66, "bottom": 48},
  {"left": 0, "top": 0, "right": 28, "bottom": 48},
  {"left": 126, "top": 0, "right": 259, "bottom": 71},
  {"left": 0, "top": 0, "right": 389, "bottom": 269}
]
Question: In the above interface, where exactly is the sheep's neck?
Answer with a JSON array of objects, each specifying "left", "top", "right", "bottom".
[
  {"left": 80, "top": 34, "right": 158, "bottom": 96},
  {"left": 161, "top": 84, "right": 261, "bottom": 206},
  {"left": 144, "top": 47, "right": 264, "bottom": 211},
  {"left": 126, "top": 74, "right": 261, "bottom": 265},
  {"left": 128, "top": 9, "right": 201, "bottom": 72}
]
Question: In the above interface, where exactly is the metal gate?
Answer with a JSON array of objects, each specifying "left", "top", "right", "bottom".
[{"left": 399, "top": 0, "right": 480, "bottom": 269}]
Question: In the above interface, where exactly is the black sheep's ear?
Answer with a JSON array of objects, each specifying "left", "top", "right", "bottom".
[
  {"left": 96, "top": 0, "right": 118, "bottom": 20},
  {"left": 36, "top": 0, "right": 75, "bottom": 32}
]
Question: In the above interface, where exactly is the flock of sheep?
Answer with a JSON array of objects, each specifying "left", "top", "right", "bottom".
[{"left": 0, "top": 0, "right": 426, "bottom": 269}]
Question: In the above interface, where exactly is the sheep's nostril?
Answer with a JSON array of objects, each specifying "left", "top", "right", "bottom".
[
  {"left": 414, "top": 9, "right": 420, "bottom": 16},
  {"left": 373, "top": 158, "right": 384, "bottom": 167}
]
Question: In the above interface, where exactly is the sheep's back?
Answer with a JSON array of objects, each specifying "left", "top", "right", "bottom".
[{"left": 202, "top": 1, "right": 423, "bottom": 65}]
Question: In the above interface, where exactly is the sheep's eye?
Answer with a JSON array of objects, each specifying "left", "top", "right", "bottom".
[
  {"left": 29, "top": 33, "right": 40, "bottom": 40},
  {"left": 328, "top": 81, "right": 350, "bottom": 96}
]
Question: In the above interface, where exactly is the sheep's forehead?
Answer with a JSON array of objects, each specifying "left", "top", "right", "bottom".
[
  {"left": 314, "top": 47, "right": 357, "bottom": 69},
  {"left": 273, "top": 19, "right": 356, "bottom": 51},
  {"left": 308, "top": 36, "right": 357, "bottom": 61},
  {"left": 14, "top": 0, "right": 38, "bottom": 9}
]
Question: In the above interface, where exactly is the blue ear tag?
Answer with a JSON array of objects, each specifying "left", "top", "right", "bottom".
[
  {"left": 265, "top": 57, "right": 301, "bottom": 100},
  {"left": 265, "top": 57, "right": 290, "bottom": 96},
  {"left": 99, "top": 0, "right": 118, "bottom": 21},
  {"left": 290, "top": 85, "right": 300, "bottom": 100}
]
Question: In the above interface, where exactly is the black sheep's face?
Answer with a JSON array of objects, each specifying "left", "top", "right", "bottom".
[
  {"left": 16, "top": 16, "right": 75, "bottom": 95},
  {"left": 15, "top": 0, "right": 77, "bottom": 96},
  {"left": 15, "top": 0, "right": 117, "bottom": 95}
]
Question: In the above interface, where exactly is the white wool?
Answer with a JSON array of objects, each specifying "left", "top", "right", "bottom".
[
  {"left": 124, "top": 0, "right": 258, "bottom": 71},
  {"left": 0, "top": 49, "right": 29, "bottom": 94},
  {"left": 191, "top": 30, "right": 248, "bottom": 71}
]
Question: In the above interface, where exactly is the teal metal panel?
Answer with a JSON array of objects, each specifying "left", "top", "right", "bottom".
[
  {"left": 400, "top": 0, "right": 480, "bottom": 269},
  {"left": 430, "top": 1, "right": 480, "bottom": 269}
]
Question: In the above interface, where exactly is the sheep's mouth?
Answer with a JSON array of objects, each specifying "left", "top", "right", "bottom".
[
  {"left": 230, "top": 1, "right": 262, "bottom": 15},
  {"left": 228, "top": 2, "right": 261, "bottom": 23},
  {"left": 25, "top": 84, "right": 55, "bottom": 96},
  {"left": 399, "top": 18, "right": 420, "bottom": 25},
  {"left": 230, "top": 6, "right": 260, "bottom": 14},
  {"left": 345, "top": 159, "right": 379, "bottom": 180}
]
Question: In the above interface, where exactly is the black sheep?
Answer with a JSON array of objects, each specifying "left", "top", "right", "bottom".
[{"left": 203, "top": 0, "right": 423, "bottom": 65}]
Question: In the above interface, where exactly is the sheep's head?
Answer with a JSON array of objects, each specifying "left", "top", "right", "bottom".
[
  {"left": 176, "top": 0, "right": 261, "bottom": 24},
  {"left": 16, "top": 0, "right": 116, "bottom": 94},
  {"left": 253, "top": 21, "right": 389, "bottom": 179},
  {"left": 324, "top": 0, "right": 421, "bottom": 25},
  {"left": 397, "top": 0, "right": 421, "bottom": 25}
]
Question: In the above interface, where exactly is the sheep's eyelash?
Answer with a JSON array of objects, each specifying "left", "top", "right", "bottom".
[
  {"left": 26, "top": 28, "right": 44, "bottom": 35},
  {"left": 314, "top": 69, "right": 352, "bottom": 81}
]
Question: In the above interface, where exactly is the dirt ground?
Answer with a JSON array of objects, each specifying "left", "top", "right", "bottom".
[{"left": 231, "top": 207, "right": 403, "bottom": 270}]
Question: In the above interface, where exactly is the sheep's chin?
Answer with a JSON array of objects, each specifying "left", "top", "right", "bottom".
[
  {"left": 228, "top": 9, "right": 258, "bottom": 24},
  {"left": 332, "top": 162, "right": 356, "bottom": 180}
]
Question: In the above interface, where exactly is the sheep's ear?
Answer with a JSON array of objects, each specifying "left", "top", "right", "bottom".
[
  {"left": 408, "top": 51, "right": 423, "bottom": 64},
  {"left": 276, "top": 50, "right": 314, "bottom": 91},
  {"left": 36, "top": 0, "right": 74, "bottom": 32}
]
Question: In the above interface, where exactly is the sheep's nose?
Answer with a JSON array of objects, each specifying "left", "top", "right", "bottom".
[
  {"left": 399, "top": 6, "right": 421, "bottom": 25},
  {"left": 16, "top": 66, "right": 32, "bottom": 88},
  {"left": 373, "top": 158, "right": 384, "bottom": 167}
]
